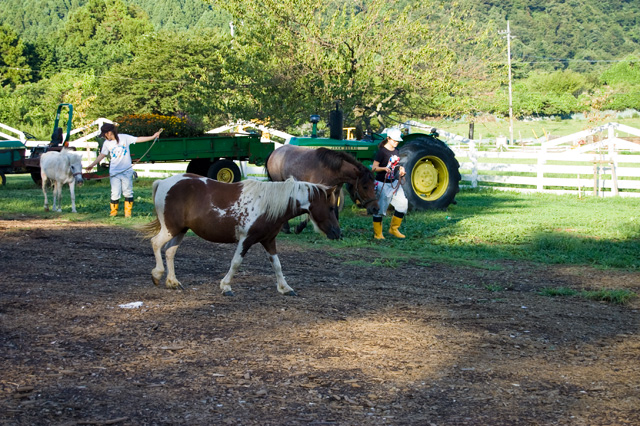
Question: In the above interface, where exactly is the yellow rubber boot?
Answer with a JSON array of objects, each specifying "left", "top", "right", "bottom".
[
  {"left": 110, "top": 202, "right": 119, "bottom": 217},
  {"left": 388, "top": 215, "right": 406, "bottom": 238},
  {"left": 373, "top": 221, "right": 385, "bottom": 240},
  {"left": 124, "top": 201, "right": 133, "bottom": 218}
]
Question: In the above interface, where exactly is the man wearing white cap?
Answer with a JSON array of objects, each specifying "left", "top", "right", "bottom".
[{"left": 370, "top": 128, "right": 409, "bottom": 239}]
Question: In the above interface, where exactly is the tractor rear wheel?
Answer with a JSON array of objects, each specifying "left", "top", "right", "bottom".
[
  {"left": 0, "top": 172, "right": 5, "bottom": 186},
  {"left": 207, "top": 160, "right": 241, "bottom": 183},
  {"left": 399, "top": 137, "right": 460, "bottom": 210}
]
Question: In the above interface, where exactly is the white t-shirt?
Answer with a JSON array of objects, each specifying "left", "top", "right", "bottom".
[{"left": 101, "top": 134, "right": 137, "bottom": 175}]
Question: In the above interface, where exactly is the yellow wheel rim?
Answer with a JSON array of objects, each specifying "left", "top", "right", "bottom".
[
  {"left": 216, "top": 168, "right": 234, "bottom": 183},
  {"left": 410, "top": 156, "right": 450, "bottom": 201}
]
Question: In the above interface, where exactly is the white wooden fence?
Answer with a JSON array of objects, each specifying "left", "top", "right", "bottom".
[
  {"left": 5, "top": 118, "right": 640, "bottom": 196},
  {"left": 447, "top": 122, "right": 640, "bottom": 198}
]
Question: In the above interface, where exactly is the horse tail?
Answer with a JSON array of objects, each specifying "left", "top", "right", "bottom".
[
  {"left": 138, "top": 219, "right": 161, "bottom": 240},
  {"left": 135, "top": 179, "right": 162, "bottom": 239}
]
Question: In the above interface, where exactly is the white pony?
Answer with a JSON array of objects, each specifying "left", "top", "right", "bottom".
[{"left": 40, "top": 148, "right": 84, "bottom": 213}]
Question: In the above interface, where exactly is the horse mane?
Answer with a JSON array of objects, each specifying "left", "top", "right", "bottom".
[
  {"left": 316, "top": 148, "right": 373, "bottom": 181},
  {"left": 240, "top": 178, "right": 328, "bottom": 222}
]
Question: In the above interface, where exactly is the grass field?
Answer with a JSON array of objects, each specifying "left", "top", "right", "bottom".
[{"left": 2, "top": 174, "right": 639, "bottom": 271}]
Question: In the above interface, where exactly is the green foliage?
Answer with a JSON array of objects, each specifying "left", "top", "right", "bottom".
[
  {"left": 600, "top": 56, "right": 640, "bottom": 86},
  {"left": 0, "top": 25, "right": 31, "bottom": 86},
  {"left": 91, "top": 29, "right": 234, "bottom": 125},
  {"left": 115, "top": 113, "right": 205, "bottom": 138},
  {"left": 213, "top": 0, "right": 491, "bottom": 130},
  {"left": 2, "top": 0, "right": 640, "bottom": 132},
  {"left": 51, "top": 0, "right": 154, "bottom": 74},
  {"left": 0, "top": 70, "right": 98, "bottom": 138},
  {"left": 126, "top": 0, "right": 231, "bottom": 31}
]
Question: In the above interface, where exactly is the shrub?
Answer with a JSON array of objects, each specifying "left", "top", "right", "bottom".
[{"left": 115, "top": 113, "right": 205, "bottom": 138}]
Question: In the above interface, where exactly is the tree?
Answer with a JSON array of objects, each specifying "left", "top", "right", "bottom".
[
  {"left": 52, "top": 0, "right": 154, "bottom": 74},
  {"left": 0, "top": 25, "right": 31, "bottom": 86},
  {"left": 208, "top": 0, "right": 491, "bottom": 132},
  {"left": 92, "top": 29, "right": 234, "bottom": 125}
]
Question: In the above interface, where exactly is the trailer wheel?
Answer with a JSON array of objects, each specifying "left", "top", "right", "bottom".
[
  {"left": 399, "top": 137, "right": 460, "bottom": 210},
  {"left": 0, "top": 172, "right": 5, "bottom": 186},
  {"left": 186, "top": 159, "right": 211, "bottom": 177},
  {"left": 207, "top": 160, "right": 241, "bottom": 183},
  {"left": 30, "top": 169, "right": 42, "bottom": 185}
]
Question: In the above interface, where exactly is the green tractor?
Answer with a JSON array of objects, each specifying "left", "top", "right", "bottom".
[{"left": 287, "top": 109, "right": 461, "bottom": 211}]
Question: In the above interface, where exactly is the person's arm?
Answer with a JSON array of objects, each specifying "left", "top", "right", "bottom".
[
  {"left": 371, "top": 160, "right": 390, "bottom": 174},
  {"left": 135, "top": 129, "right": 163, "bottom": 143},
  {"left": 85, "top": 153, "right": 107, "bottom": 171}
]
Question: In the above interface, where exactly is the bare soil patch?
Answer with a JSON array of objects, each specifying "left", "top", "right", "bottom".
[{"left": 1, "top": 219, "right": 639, "bottom": 425}]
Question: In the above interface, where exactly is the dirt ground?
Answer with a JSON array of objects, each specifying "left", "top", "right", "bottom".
[{"left": 1, "top": 219, "right": 639, "bottom": 426}]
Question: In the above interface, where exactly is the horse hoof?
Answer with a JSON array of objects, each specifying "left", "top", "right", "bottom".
[
  {"left": 223, "top": 290, "right": 235, "bottom": 297},
  {"left": 285, "top": 290, "right": 297, "bottom": 296}
]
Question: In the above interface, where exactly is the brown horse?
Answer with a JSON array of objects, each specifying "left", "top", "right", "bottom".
[
  {"left": 266, "top": 144, "right": 379, "bottom": 233},
  {"left": 140, "top": 173, "right": 340, "bottom": 296}
]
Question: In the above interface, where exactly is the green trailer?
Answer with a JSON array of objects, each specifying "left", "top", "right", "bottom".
[
  {"left": 0, "top": 140, "right": 28, "bottom": 186},
  {"left": 90, "top": 132, "right": 275, "bottom": 183}
]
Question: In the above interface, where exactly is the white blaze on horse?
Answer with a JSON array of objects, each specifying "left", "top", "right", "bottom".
[
  {"left": 140, "top": 173, "right": 341, "bottom": 296},
  {"left": 40, "top": 148, "right": 84, "bottom": 213}
]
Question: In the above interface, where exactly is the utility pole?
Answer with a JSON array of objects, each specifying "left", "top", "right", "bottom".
[{"left": 499, "top": 21, "right": 515, "bottom": 145}]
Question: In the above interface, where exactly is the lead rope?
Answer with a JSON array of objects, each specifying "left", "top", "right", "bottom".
[{"left": 108, "top": 129, "right": 163, "bottom": 178}]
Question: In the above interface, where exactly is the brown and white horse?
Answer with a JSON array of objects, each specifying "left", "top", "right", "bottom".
[
  {"left": 40, "top": 148, "right": 84, "bottom": 213},
  {"left": 266, "top": 144, "right": 379, "bottom": 233},
  {"left": 140, "top": 173, "right": 341, "bottom": 296}
]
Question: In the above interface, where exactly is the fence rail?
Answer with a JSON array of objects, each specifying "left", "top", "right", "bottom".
[{"left": 449, "top": 122, "right": 640, "bottom": 198}]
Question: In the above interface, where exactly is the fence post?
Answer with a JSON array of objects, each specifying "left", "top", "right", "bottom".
[
  {"left": 537, "top": 143, "right": 546, "bottom": 191},
  {"left": 608, "top": 126, "right": 619, "bottom": 196},
  {"left": 469, "top": 139, "right": 478, "bottom": 188}
]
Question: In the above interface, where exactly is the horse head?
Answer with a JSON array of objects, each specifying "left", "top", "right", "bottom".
[
  {"left": 63, "top": 149, "right": 84, "bottom": 186},
  {"left": 306, "top": 185, "right": 341, "bottom": 240},
  {"left": 348, "top": 166, "right": 379, "bottom": 215}
]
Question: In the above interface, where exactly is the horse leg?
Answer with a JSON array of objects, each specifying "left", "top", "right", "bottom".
[
  {"left": 163, "top": 232, "right": 186, "bottom": 290},
  {"left": 220, "top": 242, "right": 247, "bottom": 296},
  {"left": 53, "top": 181, "right": 62, "bottom": 212},
  {"left": 282, "top": 221, "right": 292, "bottom": 234},
  {"left": 261, "top": 239, "right": 296, "bottom": 296},
  {"left": 149, "top": 227, "right": 174, "bottom": 287},
  {"left": 41, "top": 177, "right": 49, "bottom": 211},
  {"left": 69, "top": 181, "right": 77, "bottom": 213},
  {"left": 294, "top": 219, "right": 309, "bottom": 234}
]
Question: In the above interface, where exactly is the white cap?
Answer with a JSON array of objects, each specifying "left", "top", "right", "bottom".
[{"left": 387, "top": 128, "right": 403, "bottom": 142}]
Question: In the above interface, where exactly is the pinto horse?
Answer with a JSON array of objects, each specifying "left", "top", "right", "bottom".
[
  {"left": 39, "top": 148, "right": 84, "bottom": 213},
  {"left": 266, "top": 144, "right": 379, "bottom": 233},
  {"left": 140, "top": 174, "right": 341, "bottom": 296}
]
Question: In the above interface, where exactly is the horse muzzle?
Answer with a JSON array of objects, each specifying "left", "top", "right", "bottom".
[{"left": 326, "top": 226, "right": 341, "bottom": 240}]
